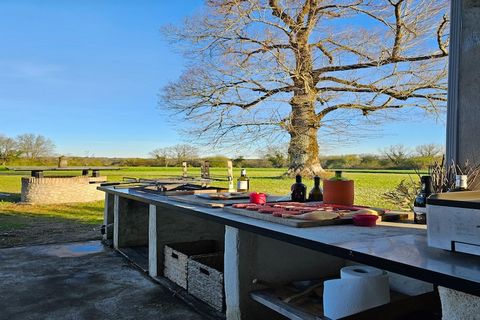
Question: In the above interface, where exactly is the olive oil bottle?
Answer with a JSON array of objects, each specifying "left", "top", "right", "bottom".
[
  {"left": 237, "top": 169, "right": 250, "bottom": 192},
  {"left": 308, "top": 176, "right": 323, "bottom": 202}
]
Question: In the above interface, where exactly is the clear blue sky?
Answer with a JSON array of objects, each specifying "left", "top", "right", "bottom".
[{"left": 0, "top": 0, "right": 446, "bottom": 158}]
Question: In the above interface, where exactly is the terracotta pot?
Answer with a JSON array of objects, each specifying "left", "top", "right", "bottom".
[{"left": 323, "top": 179, "right": 354, "bottom": 206}]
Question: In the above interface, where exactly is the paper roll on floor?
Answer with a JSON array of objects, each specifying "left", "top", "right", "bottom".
[
  {"left": 341, "top": 265, "right": 385, "bottom": 279},
  {"left": 323, "top": 266, "right": 390, "bottom": 319}
]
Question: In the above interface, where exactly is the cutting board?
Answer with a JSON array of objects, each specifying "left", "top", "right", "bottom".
[
  {"left": 167, "top": 194, "right": 285, "bottom": 208},
  {"left": 223, "top": 206, "right": 352, "bottom": 227},
  {"left": 222, "top": 207, "right": 407, "bottom": 228}
]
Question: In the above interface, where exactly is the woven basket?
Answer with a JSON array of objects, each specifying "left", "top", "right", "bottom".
[
  {"left": 163, "top": 240, "right": 219, "bottom": 289},
  {"left": 187, "top": 253, "right": 224, "bottom": 312}
]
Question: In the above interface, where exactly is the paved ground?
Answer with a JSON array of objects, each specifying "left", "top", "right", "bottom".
[{"left": 0, "top": 241, "right": 204, "bottom": 320}]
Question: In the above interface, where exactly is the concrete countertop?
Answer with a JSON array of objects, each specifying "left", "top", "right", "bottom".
[{"left": 99, "top": 186, "right": 480, "bottom": 296}]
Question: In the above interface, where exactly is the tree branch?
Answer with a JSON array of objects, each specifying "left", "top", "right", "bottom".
[
  {"left": 269, "top": 0, "right": 296, "bottom": 29},
  {"left": 313, "top": 52, "right": 447, "bottom": 74}
]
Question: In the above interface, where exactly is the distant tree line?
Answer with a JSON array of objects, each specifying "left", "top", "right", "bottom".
[
  {"left": 1, "top": 136, "right": 443, "bottom": 171},
  {"left": 322, "top": 144, "right": 444, "bottom": 170},
  {"left": 147, "top": 143, "right": 443, "bottom": 170},
  {"left": 0, "top": 133, "right": 55, "bottom": 165}
]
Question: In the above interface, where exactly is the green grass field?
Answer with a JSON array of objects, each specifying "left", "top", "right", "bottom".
[{"left": 0, "top": 167, "right": 414, "bottom": 238}]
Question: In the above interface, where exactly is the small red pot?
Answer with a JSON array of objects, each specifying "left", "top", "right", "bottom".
[
  {"left": 353, "top": 214, "right": 378, "bottom": 227},
  {"left": 323, "top": 180, "right": 354, "bottom": 206},
  {"left": 250, "top": 192, "right": 267, "bottom": 204}
]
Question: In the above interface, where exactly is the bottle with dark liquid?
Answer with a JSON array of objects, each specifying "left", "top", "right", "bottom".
[
  {"left": 413, "top": 175, "right": 433, "bottom": 224},
  {"left": 308, "top": 176, "right": 323, "bottom": 202},
  {"left": 449, "top": 175, "right": 469, "bottom": 192},
  {"left": 291, "top": 175, "right": 307, "bottom": 202}
]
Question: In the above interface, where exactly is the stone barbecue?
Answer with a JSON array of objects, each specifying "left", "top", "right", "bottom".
[{"left": 9, "top": 166, "right": 118, "bottom": 204}]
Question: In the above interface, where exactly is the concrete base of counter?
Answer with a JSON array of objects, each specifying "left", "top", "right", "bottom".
[{"left": 101, "top": 189, "right": 454, "bottom": 319}]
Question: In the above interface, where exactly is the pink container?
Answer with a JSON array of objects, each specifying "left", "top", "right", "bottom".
[{"left": 249, "top": 192, "right": 267, "bottom": 204}]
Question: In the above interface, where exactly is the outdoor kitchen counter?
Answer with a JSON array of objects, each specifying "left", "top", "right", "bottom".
[{"left": 99, "top": 186, "right": 480, "bottom": 298}]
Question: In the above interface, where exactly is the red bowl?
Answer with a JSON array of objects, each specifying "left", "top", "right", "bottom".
[{"left": 353, "top": 214, "right": 378, "bottom": 227}]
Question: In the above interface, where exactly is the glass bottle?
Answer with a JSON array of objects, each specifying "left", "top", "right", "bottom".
[
  {"left": 449, "top": 175, "right": 469, "bottom": 192},
  {"left": 331, "top": 170, "right": 347, "bottom": 181},
  {"left": 308, "top": 176, "right": 323, "bottom": 202},
  {"left": 413, "top": 175, "right": 433, "bottom": 224},
  {"left": 237, "top": 168, "right": 249, "bottom": 192},
  {"left": 291, "top": 175, "right": 307, "bottom": 202}
]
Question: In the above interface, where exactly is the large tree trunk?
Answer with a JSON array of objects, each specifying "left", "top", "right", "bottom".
[
  {"left": 287, "top": 127, "right": 323, "bottom": 177},
  {"left": 286, "top": 96, "right": 324, "bottom": 177},
  {"left": 286, "top": 30, "right": 324, "bottom": 178}
]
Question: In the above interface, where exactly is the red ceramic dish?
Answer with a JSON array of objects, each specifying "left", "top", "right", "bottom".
[{"left": 353, "top": 214, "right": 378, "bottom": 227}]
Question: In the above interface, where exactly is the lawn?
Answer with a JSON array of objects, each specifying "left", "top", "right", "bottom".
[{"left": 0, "top": 166, "right": 415, "bottom": 247}]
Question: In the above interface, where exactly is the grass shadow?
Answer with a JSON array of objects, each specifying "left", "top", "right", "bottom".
[{"left": 0, "top": 192, "right": 21, "bottom": 203}]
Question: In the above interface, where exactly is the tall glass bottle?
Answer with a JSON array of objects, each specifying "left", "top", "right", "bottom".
[
  {"left": 413, "top": 175, "right": 433, "bottom": 224},
  {"left": 237, "top": 169, "right": 250, "bottom": 192},
  {"left": 308, "top": 176, "right": 323, "bottom": 202},
  {"left": 291, "top": 175, "right": 307, "bottom": 202}
]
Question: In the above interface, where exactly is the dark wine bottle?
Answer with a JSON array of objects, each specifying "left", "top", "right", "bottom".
[
  {"left": 449, "top": 175, "right": 469, "bottom": 192},
  {"left": 308, "top": 176, "right": 323, "bottom": 202},
  {"left": 413, "top": 175, "right": 433, "bottom": 224},
  {"left": 291, "top": 175, "right": 307, "bottom": 202}
]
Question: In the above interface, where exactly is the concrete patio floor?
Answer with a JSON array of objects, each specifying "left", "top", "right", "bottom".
[{"left": 0, "top": 241, "right": 204, "bottom": 320}]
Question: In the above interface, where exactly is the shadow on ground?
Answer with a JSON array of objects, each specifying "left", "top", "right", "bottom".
[
  {"left": 0, "top": 192, "right": 21, "bottom": 203},
  {"left": 0, "top": 212, "right": 102, "bottom": 248},
  {"left": 0, "top": 241, "right": 203, "bottom": 320}
]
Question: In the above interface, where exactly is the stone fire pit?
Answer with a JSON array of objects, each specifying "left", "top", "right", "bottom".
[{"left": 8, "top": 166, "right": 118, "bottom": 204}]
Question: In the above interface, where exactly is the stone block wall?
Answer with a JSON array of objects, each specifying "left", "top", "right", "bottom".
[{"left": 21, "top": 176, "right": 107, "bottom": 204}]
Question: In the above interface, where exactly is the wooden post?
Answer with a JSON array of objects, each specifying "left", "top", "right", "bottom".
[
  {"left": 204, "top": 160, "right": 210, "bottom": 179},
  {"left": 182, "top": 161, "right": 188, "bottom": 178},
  {"left": 227, "top": 160, "right": 235, "bottom": 192},
  {"left": 31, "top": 170, "right": 43, "bottom": 178}
]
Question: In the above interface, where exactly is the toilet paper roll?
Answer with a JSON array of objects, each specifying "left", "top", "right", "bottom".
[
  {"left": 323, "top": 266, "right": 390, "bottom": 319},
  {"left": 341, "top": 265, "right": 386, "bottom": 279}
]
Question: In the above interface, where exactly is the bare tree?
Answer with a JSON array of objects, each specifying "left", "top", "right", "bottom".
[
  {"left": 161, "top": 0, "right": 449, "bottom": 176},
  {"left": 0, "top": 135, "right": 20, "bottom": 165},
  {"left": 16, "top": 134, "right": 55, "bottom": 159},
  {"left": 382, "top": 144, "right": 410, "bottom": 166},
  {"left": 150, "top": 147, "right": 175, "bottom": 167},
  {"left": 260, "top": 144, "right": 289, "bottom": 168},
  {"left": 171, "top": 144, "right": 199, "bottom": 165},
  {"left": 414, "top": 143, "right": 444, "bottom": 158},
  {"left": 151, "top": 144, "right": 199, "bottom": 166}
]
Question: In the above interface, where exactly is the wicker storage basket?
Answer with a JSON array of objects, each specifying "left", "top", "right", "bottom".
[
  {"left": 164, "top": 240, "right": 219, "bottom": 289},
  {"left": 187, "top": 253, "right": 224, "bottom": 312}
]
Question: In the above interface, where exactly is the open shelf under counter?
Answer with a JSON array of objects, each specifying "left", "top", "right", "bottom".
[
  {"left": 117, "top": 246, "right": 149, "bottom": 272},
  {"left": 250, "top": 279, "right": 441, "bottom": 320}
]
